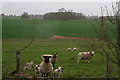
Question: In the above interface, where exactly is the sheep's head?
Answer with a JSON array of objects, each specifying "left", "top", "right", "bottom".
[
  {"left": 89, "top": 51, "right": 95, "bottom": 56},
  {"left": 30, "top": 61, "right": 34, "bottom": 64},
  {"left": 58, "top": 67, "right": 63, "bottom": 72},
  {"left": 92, "top": 51, "right": 95, "bottom": 54},
  {"left": 35, "top": 64, "right": 39, "bottom": 68},
  {"left": 43, "top": 55, "right": 51, "bottom": 63},
  {"left": 52, "top": 53, "right": 58, "bottom": 58},
  {"left": 35, "top": 65, "right": 39, "bottom": 70}
]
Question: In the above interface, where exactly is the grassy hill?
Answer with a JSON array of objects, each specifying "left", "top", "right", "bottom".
[{"left": 2, "top": 17, "right": 99, "bottom": 39}]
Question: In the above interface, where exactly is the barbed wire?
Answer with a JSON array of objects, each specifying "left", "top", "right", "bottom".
[
  {"left": 19, "top": 39, "right": 34, "bottom": 52},
  {"left": 1, "top": 39, "right": 34, "bottom": 53}
]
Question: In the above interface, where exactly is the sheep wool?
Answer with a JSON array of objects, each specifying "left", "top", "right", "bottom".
[
  {"left": 67, "top": 48, "right": 72, "bottom": 51},
  {"left": 73, "top": 48, "right": 77, "bottom": 51},
  {"left": 53, "top": 67, "right": 63, "bottom": 78},
  {"left": 78, "top": 51, "right": 95, "bottom": 63},
  {"left": 39, "top": 55, "right": 53, "bottom": 77},
  {"left": 24, "top": 61, "right": 34, "bottom": 70},
  {"left": 51, "top": 53, "right": 58, "bottom": 68}
]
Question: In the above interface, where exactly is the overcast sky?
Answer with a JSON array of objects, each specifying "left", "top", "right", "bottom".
[{"left": 2, "top": 2, "right": 118, "bottom": 16}]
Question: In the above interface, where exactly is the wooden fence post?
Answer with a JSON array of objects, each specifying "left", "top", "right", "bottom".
[{"left": 16, "top": 50, "right": 21, "bottom": 73}]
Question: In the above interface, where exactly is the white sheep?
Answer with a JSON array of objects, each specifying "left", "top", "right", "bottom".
[
  {"left": 35, "top": 64, "right": 41, "bottom": 77},
  {"left": 78, "top": 51, "right": 95, "bottom": 63},
  {"left": 67, "top": 48, "right": 72, "bottom": 51},
  {"left": 53, "top": 67, "right": 63, "bottom": 78},
  {"left": 51, "top": 53, "right": 58, "bottom": 68},
  {"left": 24, "top": 61, "right": 34, "bottom": 70},
  {"left": 39, "top": 54, "right": 53, "bottom": 77},
  {"left": 73, "top": 48, "right": 77, "bottom": 51}
]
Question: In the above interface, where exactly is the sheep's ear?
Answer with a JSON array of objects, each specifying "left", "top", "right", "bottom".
[
  {"left": 48, "top": 56, "right": 51, "bottom": 58},
  {"left": 43, "top": 56, "right": 46, "bottom": 58},
  {"left": 52, "top": 53, "right": 54, "bottom": 54},
  {"left": 56, "top": 53, "right": 58, "bottom": 54}
]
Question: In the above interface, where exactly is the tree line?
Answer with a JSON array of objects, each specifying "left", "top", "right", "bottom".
[
  {"left": 43, "top": 8, "right": 86, "bottom": 20},
  {"left": 1, "top": 8, "right": 116, "bottom": 21}
]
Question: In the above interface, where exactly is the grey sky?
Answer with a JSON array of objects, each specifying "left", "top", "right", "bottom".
[{"left": 2, "top": 2, "right": 116, "bottom": 16}]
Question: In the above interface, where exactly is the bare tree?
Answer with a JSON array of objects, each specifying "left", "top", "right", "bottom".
[{"left": 89, "top": 2, "right": 120, "bottom": 79}]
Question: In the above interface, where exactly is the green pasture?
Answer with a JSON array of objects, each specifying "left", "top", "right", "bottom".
[
  {"left": 2, "top": 17, "right": 118, "bottom": 78},
  {"left": 2, "top": 17, "right": 100, "bottom": 39},
  {"left": 2, "top": 39, "right": 118, "bottom": 78}
]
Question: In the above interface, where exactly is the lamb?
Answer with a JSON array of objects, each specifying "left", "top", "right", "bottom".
[
  {"left": 67, "top": 48, "right": 72, "bottom": 51},
  {"left": 51, "top": 53, "right": 58, "bottom": 68},
  {"left": 78, "top": 51, "right": 95, "bottom": 63},
  {"left": 73, "top": 48, "right": 77, "bottom": 51},
  {"left": 24, "top": 61, "right": 34, "bottom": 70},
  {"left": 35, "top": 64, "right": 41, "bottom": 77},
  {"left": 39, "top": 54, "right": 53, "bottom": 77},
  {"left": 53, "top": 67, "right": 63, "bottom": 78}
]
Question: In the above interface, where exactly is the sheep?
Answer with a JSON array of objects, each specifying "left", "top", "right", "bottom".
[
  {"left": 35, "top": 64, "right": 41, "bottom": 77},
  {"left": 53, "top": 67, "right": 63, "bottom": 78},
  {"left": 51, "top": 53, "right": 58, "bottom": 68},
  {"left": 78, "top": 51, "right": 95, "bottom": 63},
  {"left": 24, "top": 61, "right": 34, "bottom": 70},
  {"left": 73, "top": 48, "right": 77, "bottom": 51},
  {"left": 39, "top": 54, "right": 53, "bottom": 77},
  {"left": 67, "top": 48, "right": 72, "bottom": 51}
]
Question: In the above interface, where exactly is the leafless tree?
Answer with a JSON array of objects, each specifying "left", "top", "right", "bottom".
[{"left": 89, "top": 2, "right": 120, "bottom": 79}]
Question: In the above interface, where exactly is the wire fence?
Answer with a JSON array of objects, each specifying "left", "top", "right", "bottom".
[{"left": 1, "top": 39, "right": 34, "bottom": 53}]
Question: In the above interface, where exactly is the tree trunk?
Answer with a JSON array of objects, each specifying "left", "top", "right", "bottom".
[
  {"left": 106, "top": 53, "right": 111, "bottom": 79},
  {"left": 117, "top": 17, "right": 120, "bottom": 79}
]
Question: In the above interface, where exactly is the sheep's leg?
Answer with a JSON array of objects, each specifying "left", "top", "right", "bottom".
[
  {"left": 58, "top": 75, "right": 61, "bottom": 78},
  {"left": 39, "top": 72, "right": 42, "bottom": 77},
  {"left": 40, "top": 73, "right": 43, "bottom": 77},
  {"left": 52, "top": 63, "right": 54, "bottom": 68},
  {"left": 36, "top": 72, "right": 39, "bottom": 77},
  {"left": 88, "top": 60, "right": 90, "bottom": 63},
  {"left": 24, "top": 67, "right": 26, "bottom": 70},
  {"left": 49, "top": 73, "right": 51, "bottom": 78},
  {"left": 44, "top": 73, "right": 46, "bottom": 77},
  {"left": 78, "top": 58, "right": 80, "bottom": 63},
  {"left": 53, "top": 73, "right": 55, "bottom": 78},
  {"left": 42, "top": 73, "right": 45, "bottom": 77},
  {"left": 35, "top": 73, "right": 38, "bottom": 77},
  {"left": 35, "top": 72, "right": 37, "bottom": 76},
  {"left": 46, "top": 73, "right": 49, "bottom": 77}
]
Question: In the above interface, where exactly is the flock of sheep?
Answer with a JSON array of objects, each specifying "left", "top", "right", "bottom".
[{"left": 24, "top": 47, "right": 95, "bottom": 78}]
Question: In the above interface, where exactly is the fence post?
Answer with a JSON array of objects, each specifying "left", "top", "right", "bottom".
[{"left": 16, "top": 50, "right": 21, "bottom": 73}]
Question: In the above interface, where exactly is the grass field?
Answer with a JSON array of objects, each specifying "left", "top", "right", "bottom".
[
  {"left": 2, "top": 39, "right": 118, "bottom": 78},
  {"left": 2, "top": 17, "right": 100, "bottom": 39},
  {"left": 2, "top": 17, "right": 118, "bottom": 78}
]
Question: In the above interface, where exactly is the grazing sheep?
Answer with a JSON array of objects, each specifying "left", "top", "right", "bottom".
[
  {"left": 39, "top": 54, "right": 53, "bottom": 77},
  {"left": 67, "top": 48, "right": 72, "bottom": 51},
  {"left": 24, "top": 61, "right": 34, "bottom": 70},
  {"left": 35, "top": 64, "right": 41, "bottom": 77},
  {"left": 73, "top": 48, "right": 77, "bottom": 51},
  {"left": 78, "top": 51, "right": 95, "bottom": 63},
  {"left": 51, "top": 53, "right": 58, "bottom": 68},
  {"left": 53, "top": 67, "right": 63, "bottom": 78}
]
